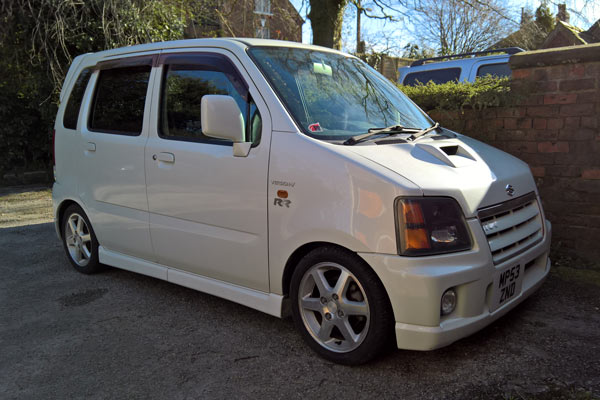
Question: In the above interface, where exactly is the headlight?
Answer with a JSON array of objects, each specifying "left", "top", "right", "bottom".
[{"left": 395, "top": 197, "right": 472, "bottom": 256}]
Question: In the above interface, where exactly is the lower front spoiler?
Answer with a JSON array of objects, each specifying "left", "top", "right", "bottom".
[{"left": 394, "top": 258, "right": 550, "bottom": 351}]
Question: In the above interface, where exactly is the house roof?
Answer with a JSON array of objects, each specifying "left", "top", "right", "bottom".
[
  {"left": 490, "top": 20, "right": 548, "bottom": 50},
  {"left": 541, "top": 20, "right": 600, "bottom": 48},
  {"left": 492, "top": 14, "right": 600, "bottom": 51}
]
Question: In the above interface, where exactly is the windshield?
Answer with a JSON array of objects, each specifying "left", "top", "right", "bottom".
[{"left": 248, "top": 46, "right": 433, "bottom": 141}]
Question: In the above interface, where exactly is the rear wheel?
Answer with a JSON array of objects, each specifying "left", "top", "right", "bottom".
[
  {"left": 61, "top": 204, "right": 102, "bottom": 274},
  {"left": 290, "top": 247, "right": 393, "bottom": 365}
]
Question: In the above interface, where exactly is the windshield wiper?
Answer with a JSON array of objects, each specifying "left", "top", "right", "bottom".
[
  {"left": 343, "top": 125, "right": 420, "bottom": 146},
  {"left": 406, "top": 122, "right": 440, "bottom": 142}
]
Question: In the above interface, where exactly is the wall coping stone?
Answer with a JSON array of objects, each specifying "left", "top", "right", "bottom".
[{"left": 510, "top": 43, "right": 600, "bottom": 69}]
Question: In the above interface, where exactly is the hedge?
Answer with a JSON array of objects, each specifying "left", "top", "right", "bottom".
[{"left": 397, "top": 76, "right": 521, "bottom": 112}]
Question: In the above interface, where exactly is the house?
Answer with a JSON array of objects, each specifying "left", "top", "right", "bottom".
[
  {"left": 184, "top": 0, "right": 304, "bottom": 42},
  {"left": 541, "top": 5, "right": 600, "bottom": 48},
  {"left": 491, "top": 3, "right": 600, "bottom": 51}
]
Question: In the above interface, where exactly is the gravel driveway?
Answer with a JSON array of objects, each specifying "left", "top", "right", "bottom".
[{"left": 1, "top": 186, "right": 599, "bottom": 399}]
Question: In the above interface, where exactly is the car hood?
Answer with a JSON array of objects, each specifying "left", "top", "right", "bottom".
[{"left": 344, "top": 134, "right": 537, "bottom": 218}]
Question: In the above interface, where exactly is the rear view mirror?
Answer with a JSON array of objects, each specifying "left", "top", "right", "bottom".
[{"left": 201, "top": 95, "right": 251, "bottom": 157}]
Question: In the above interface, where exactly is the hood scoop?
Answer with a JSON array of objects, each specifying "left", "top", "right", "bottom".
[{"left": 416, "top": 142, "right": 477, "bottom": 168}]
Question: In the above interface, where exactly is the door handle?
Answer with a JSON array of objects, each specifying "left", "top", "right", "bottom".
[
  {"left": 153, "top": 152, "right": 175, "bottom": 163},
  {"left": 85, "top": 142, "right": 96, "bottom": 152}
]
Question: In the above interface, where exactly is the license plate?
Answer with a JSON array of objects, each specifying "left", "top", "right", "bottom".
[{"left": 490, "top": 263, "right": 523, "bottom": 312}]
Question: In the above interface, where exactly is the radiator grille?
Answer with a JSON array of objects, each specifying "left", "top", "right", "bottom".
[{"left": 478, "top": 192, "right": 543, "bottom": 265}]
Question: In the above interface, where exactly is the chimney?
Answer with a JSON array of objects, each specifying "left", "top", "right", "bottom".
[{"left": 556, "top": 4, "right": 570, "bottom": 23}]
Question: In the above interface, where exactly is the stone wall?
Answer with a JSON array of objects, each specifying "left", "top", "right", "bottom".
[{"left": 429, "top": 44, "right": 600, "bottom": 259}]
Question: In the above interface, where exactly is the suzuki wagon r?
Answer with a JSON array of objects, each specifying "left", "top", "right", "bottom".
[{"left": 53, "top": 38, "right": 551, "bottom": 365}]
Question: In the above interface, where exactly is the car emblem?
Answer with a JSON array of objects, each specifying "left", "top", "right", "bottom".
[{"left": 505, "top": 184, "right": 515, "bottom": 197}]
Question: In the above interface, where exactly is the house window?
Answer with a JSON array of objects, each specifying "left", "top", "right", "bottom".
[
  {"left": 256, "top": 25, "right": 270, "bottom": 39},
  {"left": 255, "top": 0, "right": 271, "bottom": 15}
]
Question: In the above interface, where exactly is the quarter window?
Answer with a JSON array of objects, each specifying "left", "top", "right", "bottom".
[
  {"left": 63, "top": 68, "right": 92, "bottom": 130},
  {"left": 476, "top": 63, "right": 511, "bottom": 78},
  {"left": 89, "top": 66, "right": 151, "bottom": 135},
  {"left": 403, "top": 68, "right": 461, "bottom": 86}
]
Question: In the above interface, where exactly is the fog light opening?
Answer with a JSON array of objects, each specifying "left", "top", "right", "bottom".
[{"left": 441, "top": 288, "right": 457, "bottom": 316}]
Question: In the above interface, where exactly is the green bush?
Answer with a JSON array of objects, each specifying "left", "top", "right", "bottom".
[
  {"left": 0, "top": 0, "right": 194, "bottom": 178},
  {"left": 397, "top": 76, "right": 518, "bottom": 112}
]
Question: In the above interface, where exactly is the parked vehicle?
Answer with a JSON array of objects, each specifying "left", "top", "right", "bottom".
[
  {"left": 398, "top": 48, "right": 524, "bottom": 86},
  {"left": 53, "top": 39, "right": 550, "bottom": 365}
]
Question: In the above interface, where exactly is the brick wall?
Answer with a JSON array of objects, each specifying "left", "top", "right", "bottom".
[{"left": 429, "top": 44, "right": 600, "bottom": 260}]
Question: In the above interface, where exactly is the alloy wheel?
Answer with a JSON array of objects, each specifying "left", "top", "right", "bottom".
[
  {"left": 65, "top": 213, "right": 92, "bottom": 267},
  {"left": 298, "top": 262, "right": 370, "bottom": 353}
]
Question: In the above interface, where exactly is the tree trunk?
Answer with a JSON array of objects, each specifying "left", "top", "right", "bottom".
[{"left": 308, "top": 0, "right": 348, "bottom": 49}]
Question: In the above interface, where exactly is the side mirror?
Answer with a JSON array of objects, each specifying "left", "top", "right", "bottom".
[{"left": 201, "top": 95, "right": 251, "bottom": 157}]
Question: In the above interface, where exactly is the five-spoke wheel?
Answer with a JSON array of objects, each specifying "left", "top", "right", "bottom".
[
  {"left": 291, "top": 247, "right": 393, "bottom": 365},
  {"left": 298, "top": 262, "right": 370, "bottom": 353},
  {"left": 65, "top": 213, "right": 92, "bottom": 267},
  {"left": 61, "top": 204, "right": 102, "bottom": 274}
]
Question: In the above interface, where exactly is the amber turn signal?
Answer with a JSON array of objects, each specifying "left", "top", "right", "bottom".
[
  {"left": 400, "top": 201, "right": 431, "bottom": 251},
  {"left": 395, "top": 197, "right": 472, "bottom": 256}
]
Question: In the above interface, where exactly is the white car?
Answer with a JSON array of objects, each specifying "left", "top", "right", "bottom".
[{"left": 52, "top": 38, "right": 551, "bottom": 365}]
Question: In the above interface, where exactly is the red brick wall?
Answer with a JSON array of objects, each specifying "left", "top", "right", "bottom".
[{"left": 429, "top": 44, "right": 600, "bottom": 259}]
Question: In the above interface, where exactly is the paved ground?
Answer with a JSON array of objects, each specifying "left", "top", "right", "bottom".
[{"left": 1, "top": 186, "right": 599, "bottom": 399}]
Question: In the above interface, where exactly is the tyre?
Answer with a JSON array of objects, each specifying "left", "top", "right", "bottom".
[
  {"left": 290, "top": 246, "right": 394, "bottom": 365},
  {"left": 61, "top": 204, "right": 102, "bottom": 274}
]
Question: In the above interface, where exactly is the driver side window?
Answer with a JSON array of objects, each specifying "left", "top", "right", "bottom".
[{"left": 159, "top": 54, "right": 261, "bottom": 146}]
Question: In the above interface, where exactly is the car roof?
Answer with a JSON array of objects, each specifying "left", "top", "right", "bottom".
[
  {"left": 402, "top": 53, "right": 510, "bottom": 72},
  {"left": 61, "top": 38, "right": 356, "bottom": 103},
  {"left": 83, "top": 38, "right": 350, "bottom": 60}
]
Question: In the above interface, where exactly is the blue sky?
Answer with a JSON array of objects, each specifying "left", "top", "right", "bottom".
[{"left": 289, "top": 0, "right": 600, "bottom": 54}]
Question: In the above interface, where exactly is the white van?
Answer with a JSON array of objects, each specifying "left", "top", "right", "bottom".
[{"left": 53, "top": 38, "right": 551, "bottom": 365}]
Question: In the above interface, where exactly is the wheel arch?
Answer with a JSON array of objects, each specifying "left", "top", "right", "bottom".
[
  {"left": 281, "top": 241, "right": 391, "bottom": 304},
  {"left": 55, "top": 198, "right": 83, "bottom": 239}
]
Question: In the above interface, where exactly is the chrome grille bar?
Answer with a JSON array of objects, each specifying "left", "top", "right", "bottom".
[{"left": 478, "top": 192, "right": 543, "bottom": 265}]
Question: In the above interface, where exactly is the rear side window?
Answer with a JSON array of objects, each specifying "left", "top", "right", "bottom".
[
  {"left": 477, "top": 63, "right": 511, "bottom": 78},
  {"left": 403, "top": 68, "right": 461, "bottom": 86},
  {"left": 89, "top": 66, "right": 151, "bottom": 135},
  {"left": 63, "top": 68, "right": 91, "bottom": 130}
]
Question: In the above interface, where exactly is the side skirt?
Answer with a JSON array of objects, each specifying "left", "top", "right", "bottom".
[{"left": 98, "top": 246, "right": 283, "bottom": 318}]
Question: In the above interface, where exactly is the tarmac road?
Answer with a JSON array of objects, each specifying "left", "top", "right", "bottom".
[{"left": 1, "top": 187, "right": 599, "bottom": 399}]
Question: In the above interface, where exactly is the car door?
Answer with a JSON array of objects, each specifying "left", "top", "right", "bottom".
[
  {"left": 78, "top": 55, "right": 157, "bottom": 261},
  {"left": 145, "top": 50, "right": 271, "bottom": 292}
]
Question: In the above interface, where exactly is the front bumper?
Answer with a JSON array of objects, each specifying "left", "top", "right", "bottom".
[{"left": 359, "top": 219, "right": 551, "bottom": 351}]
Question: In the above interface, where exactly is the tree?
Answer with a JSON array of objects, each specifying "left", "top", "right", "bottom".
[
  {"left": 535, "top": 1, "right": 555, "bottom": 32},
  {"left": 308, "top": 0, "right": 348, "bottom": 49},
  {"left": 307, "top": 0, "right": 403, "bottom": 49},
  {"left": 402, "top": 43, "right": 435, "bottom": 59},
  {"left": 491, "top": 2, "right": 557, "bottom": 50},
  {"left": 411, "top": 0, "right": 514, "bottom": 56},
  {"left": 0, "top": 0, "right": 193, "bottom": 175}
]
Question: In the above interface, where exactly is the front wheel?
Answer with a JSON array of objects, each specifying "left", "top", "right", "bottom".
[{"left": 290, "top": 247, "right": 394, "bottom": 365}]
